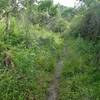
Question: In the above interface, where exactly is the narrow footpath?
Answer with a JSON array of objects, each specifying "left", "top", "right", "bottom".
[{"left": 47, "top": 47, "right": 66, "bottom": 100}]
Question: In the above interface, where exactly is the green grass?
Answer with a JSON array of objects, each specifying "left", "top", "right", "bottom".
[
  {"left": 58, "top": 36, "right": 100, "bottom": 100},
  {"left": 0, "top": 23, "right": 64, "bottom": 100}
]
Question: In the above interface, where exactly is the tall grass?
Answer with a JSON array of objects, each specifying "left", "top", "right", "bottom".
[{"left": 59, "top": 36, "right": 100, "bottom": 100}]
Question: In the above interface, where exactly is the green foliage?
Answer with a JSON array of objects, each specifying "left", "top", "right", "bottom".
[
  {"left": 68, "top": 3, "right": 100, "bottom": 41},
  {"left": 60, "top": 7, "right": 75, "bottom": 20},
  {"left": 59, "top": 36, "right": 100, "bottom": 100},
  {"left": 49, "top": 18, "right": 68, "bottom": 33},
  {"left": 0, "top": 13, "right": 63, "bottom": 99},
  {"left": 80, "top": 4, "right": 100, "bottom": 41},
  {"left": 79, "top": 0, "right": 100, "bottom": 7},
  {"left": 0, "top": 0, "right": 100, "bottom": 100},
  {"left": 0, "top": 0, "right": 9, "bottom": 10},
  {"left": 38, "top": 0, "right": 53, "bottom": 12},
  {"left": 38, "top": 0, "right": 58, "bottom": 17},
  {"left": 66, "top": 14, "right": 83, "bottom": 37}
]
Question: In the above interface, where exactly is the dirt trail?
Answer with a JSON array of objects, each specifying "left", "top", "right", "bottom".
[{"left": 47, "top": 47, "right": 66, "bottom": 100}]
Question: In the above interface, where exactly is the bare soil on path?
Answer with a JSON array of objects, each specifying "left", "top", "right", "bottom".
[{"left": 47, "top": 47, "right": 66, "bottom": 100}]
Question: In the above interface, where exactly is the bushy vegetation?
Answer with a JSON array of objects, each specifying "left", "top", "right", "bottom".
[
  {"left": 0, "top": 0, "right": 64, "bottom": 99},
  {"left": 0, "top": 24, "right": 63, "bottom": 99},
  {"left": 0, "top": 0, "right": 100, "bottom": 100},
  {"left": 58, "top": 0, "right": 100, "bottom": 99},
  {"left": 59, "top": 36, "right": 100, "bottom": 100}
]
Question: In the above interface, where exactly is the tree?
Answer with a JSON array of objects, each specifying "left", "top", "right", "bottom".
[
  {"left": 78, "top": 0, "right": 100, "bottom": 8},
  {"left": 61, "top": 7, "right": 75, "bottom": 20},
  {"left": 38, "top": 0, "right": 58, "bottom": 17}
]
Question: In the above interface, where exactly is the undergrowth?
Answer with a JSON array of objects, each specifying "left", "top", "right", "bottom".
[
  {"left": 59, "top": 36, "right": 100, "bottom": 100},
  {"left": 0, "top": 24, "right": 64, "bottom": 100}
]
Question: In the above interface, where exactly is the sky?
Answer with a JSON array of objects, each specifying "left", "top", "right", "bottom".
[{"left": 53, "top": 0, "right": 77, "bottom": 7}]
